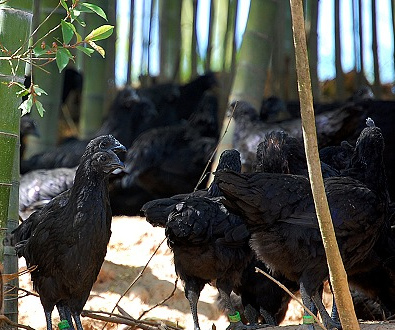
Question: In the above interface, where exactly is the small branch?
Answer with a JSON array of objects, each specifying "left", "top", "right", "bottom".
[
  {"left": 0, "top": 315, "right": 35, "bottom": 330},
  {"left": 255, "top": 267, "right": 326, "bottom": 330},
  {"left": 82, "top": 310, "right": 183, "bottom": 330},
  {"left": 0, "top": 131, "right": 19, "bottom": 139},
  {"left": 111, "top": 237, "right": 166, "bottom": 312},
  {"left": 194, "top": 101, "right": 238, "bottom": 191},
  {"left": 102, "top": 238, "right": 167, "bottom": 330},
  {"left": 10, "top": 286, "right": 40, "bottom": 299},
  {"left": 18, "top": 1, "right": 62, "bottom": 57},
  {"left": 81, "top": 310, "right": 157, "bottom": 330},
  {"left": 138, "top": 277, "right": 179, "bottom": 320}
]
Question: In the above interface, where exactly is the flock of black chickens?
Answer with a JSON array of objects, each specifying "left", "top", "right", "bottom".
[{"left": 10, "top": 73, "right": 395, "bottom": 330}]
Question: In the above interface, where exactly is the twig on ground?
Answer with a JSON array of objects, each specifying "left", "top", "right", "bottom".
[
  {"left": 102, "top": 237, "right": 167, "bottom": 329},
  {"left": 138, "top": 277, "right": 179, "bottom": 320},
  {"left": 255, "top": 267, "right": 326, "bottom": 330},
  {"left": 0, "top": 315, "right": 35, "bottom": 330},
  {"left": 82, "top": 309, "right": 183, "bottom": 330}
]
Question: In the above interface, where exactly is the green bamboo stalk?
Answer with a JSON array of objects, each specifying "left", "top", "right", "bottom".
[
  {"left": 103, "top": 0, "right": 117, "bottom": 115},
  {"left": 126, "top": 0, "right": 135, "bottom": 85},
  {"left": 191, "top": 0, "right": 198, "bottom": 77},
  {"left": 211, "top": 0, "right": 228, "bottom": 72},
  {"left": 229, "top": 0, "right": 277, "bottom": 108},
  {"left": 358, "top": 0, "right": 365, "bottom": 82},
  {"left": 289, "top": 0, "right": 360, "bottom": 328},
  {"left": 371, "top": 0, "right": 381, "bottom": 98},
  {"left": 209, "top": 0, "right": 277, "bottom": 180},
  {"left": 159, "top": 0, "right": 182, "bottom": 82},
  {"left": 271, "top": 0, "right": 285, "bottom": 97},
  {"left": 283, "top": 3, "right": 298, "bottom": 100},
  {"left": 180, "top": 0, "right": 193, "bottom": 82},
  {"left": 307, "top": 0, "right": 319, "bottom": 100},
  {"left": 230, "top": 0, "right": 239, "bottom": 76},
  {"left": 0, "top": 0, "right": 33, "bottom": 323},
  {"left": 24, "top": 0, "right": 64, "bottom": 158},
  {"left": 205, "top": 0, "right": 215, "bottom": 71},
  {"left": 147, "top": 0, "right": 156, "bottom": 78},
  {"left": 392, "top": 0, "right": 395, "bottom": 91},
  {"left": 335, "top": 0, "right": 345, "bottom": 100},
  {"left": 223, "top": 0, "right": 237, "bottom": 73},
  {"left": 79, "top": 0, "right": 113, "bottom": 139}
]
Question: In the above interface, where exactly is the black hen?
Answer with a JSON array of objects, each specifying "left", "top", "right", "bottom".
[
  {"left": 14, "top": 139, "right": 125, "bottom": 330},
  {"left": 95, "top": 86, "right": 158, "bottom": 148},
  {"left": 256, "top": 126, "right": 395, "bottom": 319},
  {"left": 19, "top": 166, "right": 76, "bottom": 220},
  {"left": 137, "top": 72, "right": 217, "bottom": 127},
  {"left": 20, "top": 114, "right": 39, "bottom": 160},
  {"left": 231, "top": 100, "right": 364, "bottom": 171},
  {"left": 120, "top": 92, "right": 219, "bottom": 197},
  {"left": 319, "top": 141, "right": 354, "bottom": 172},
  {"left": 20, "top": 88, "right": 156, "bottom": 173},
  {"left": 142, "top": 149, "right": 253, "bottom": 329},
  {"left": 9, "top": 135, "right": 125, "bottom": 249},
  {"left": 215, "top": 122, "right": 388, "bottom": 328},
  {"left": 141, "top": 149, "right": 241, "bottom": 226},
  {"left": 151, "top": 196, "right": 252, "bottom": 330}
]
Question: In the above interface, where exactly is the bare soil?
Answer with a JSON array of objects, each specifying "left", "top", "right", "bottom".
[{"left": 17, "top": 216, "right": 395, "bottom": 329}]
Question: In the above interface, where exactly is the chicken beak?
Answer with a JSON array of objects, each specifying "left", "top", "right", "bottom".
[{"left": 112, "top": 143, "right": 127, "bottom": 154}]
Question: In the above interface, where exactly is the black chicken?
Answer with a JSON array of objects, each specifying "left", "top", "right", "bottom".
[
  {"left": 254, "top": 130, "right": 339, "bottom": 178},
  {"left": 20, "top": 88, "right": 156, "bottom": 173},
  {"left": 319, "top": 141, "right": 354, "bottom": 172},
  {"left": 150, "top": 196, "right": 252, "bottom": 330},
  {"left": 14, "top": 138, "right": 125, "bottom": 330},
  {"left": 137, "top": 72, "right": 217, "bottom": 127},
  {"left": 142, "top": 149, "right": 255, "bottom": 329},
  {"left": 231, "top": 100, "right": 364, "bottom": 171},
  {"left": 256, "top": 126, "right": 395, "bottom": 319},
  {"left": 20, "top": 114, "right": 39, "bottom": 160},
  {"left": 19, "top": 166, "right": 76, "bottom": 220},
  {"left": 143, "top": 148, "right": 298, "bottom": 328},
  {"left": 10, "top": 135, "right": 125, "bottom": 250},
  {"left": 215, "top": 121, "right": 388, "bottom": 328},
  {"left": 120, "top": 91, "right": 219, "bottom": 198},
  {"left": 141, "top": 149, "right": 242, "bottom": 225}
]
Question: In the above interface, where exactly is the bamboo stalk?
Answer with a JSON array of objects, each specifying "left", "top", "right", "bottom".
[
  {"left": 289, "top": 0, "right": 360, "bottom": 329},
  {"left": 0, "top": 0, "right": 33, "bottom": 323}
]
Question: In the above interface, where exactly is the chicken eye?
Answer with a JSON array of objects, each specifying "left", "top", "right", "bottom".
[
  {"left": 99, "top": 141, "right": 108, "bottom": 149},
  {"left": 98, "top": 155, "right": 107, "bottom": 162}
]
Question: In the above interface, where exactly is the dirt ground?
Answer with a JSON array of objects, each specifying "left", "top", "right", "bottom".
[{"left": 16, "top": 216, "right": 395, "bottom": 329}]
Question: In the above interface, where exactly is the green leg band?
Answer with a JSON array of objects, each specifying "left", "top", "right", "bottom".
[
  {"left": 228, "top": 311, "right": 241, "bottom": 323},
  {"left": 303, "top": 315, "right": 315, "bottom": 325},
  {"left": 58, "top": 319, "right": 71, "bottom": 329}
]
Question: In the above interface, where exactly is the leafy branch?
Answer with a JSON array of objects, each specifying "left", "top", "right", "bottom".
[{"left": 3, "top": 0, "right": 114, "bottom": 116}]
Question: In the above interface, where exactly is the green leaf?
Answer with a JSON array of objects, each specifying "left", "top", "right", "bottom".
[
  {"left": 87, "top": 40, "right": 105, "bottom": 58},
  {"left": 60, "top": 0, "right": 68, "bottom": 11},
  {"left": 61, "top": 20, "right": 75, "bottom": 44},
  {"left": 35, "top": 100, "right": 45, "bottom": 117},
  {"left": 55, "top": 48, "right": 73, "bottom": 73},
  {"left": 80, "top": 3, "right": 107, "bottom": 21},
  {"left": 76, "top": 45, "right": 95, "bottom": 56},
  {"left": 85, "top": 25, "right": 114, "bottom": 41},
  {"left": 75, "top": 31, "right": 82, "bottom": 43},
  {"left": 19, "top": 94, "right": 33, "bottom": 116},
  {"left": 33, "top": 85, "right": 48, "bottom": 96}
]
